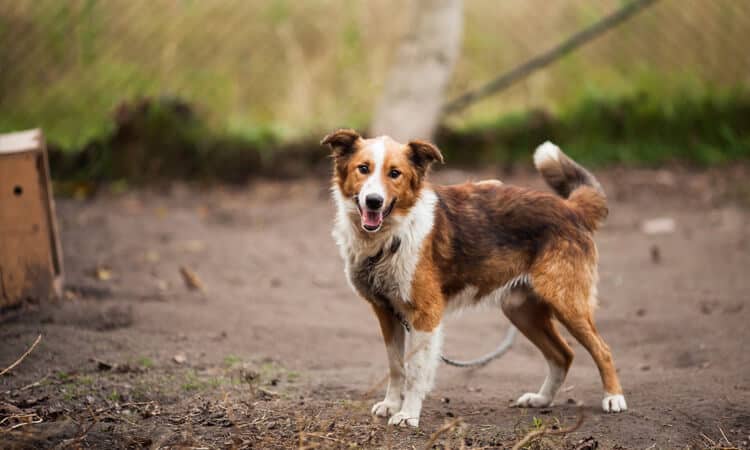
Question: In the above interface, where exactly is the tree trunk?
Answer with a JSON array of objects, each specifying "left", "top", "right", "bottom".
[{"left": 370, "top": 0, "right": 463, "bottom": 141}]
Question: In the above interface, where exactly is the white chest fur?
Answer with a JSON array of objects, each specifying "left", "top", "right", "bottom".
[{"left": 332, "top": 188, "right": 438, "bottom": 305}]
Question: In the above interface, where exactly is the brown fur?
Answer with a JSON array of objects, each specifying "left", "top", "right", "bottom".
[{"left": 407, "top": 235, "right": 444, "bottom": 331}]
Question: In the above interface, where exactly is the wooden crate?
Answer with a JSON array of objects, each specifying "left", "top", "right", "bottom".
[{"left": 0, "top": 129, "right": 64, "bottom": 307}]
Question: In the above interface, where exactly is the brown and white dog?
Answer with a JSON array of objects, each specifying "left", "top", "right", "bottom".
[{"left": 323, "top": 129, "right": 626, "bottom": 428}]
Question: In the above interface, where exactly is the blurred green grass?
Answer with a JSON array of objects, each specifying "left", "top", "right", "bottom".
[
  {"left": 439, "top": 86, "right": 750, "bottom": 167},
  {"left": 1, "top": 0, "right": 749, "bottom": 176}
]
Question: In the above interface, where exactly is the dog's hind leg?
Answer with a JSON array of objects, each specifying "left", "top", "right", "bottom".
[
  {"left": 501, "top": 290, "right": 574, "bottom": 408},
  {"left": 370, "top": 304, "right": 406, "bottom": 418},
  {"left": 531, "top": 262, "right": 627, "bottom": 413},
  {"left": 552, "top": 307, "right": 626, "bottom": 412}
]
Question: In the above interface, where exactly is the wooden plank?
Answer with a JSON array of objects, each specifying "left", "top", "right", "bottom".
[
  {"left": 35, "top": 131, "right": 64, "bottom": 293},
  {"left": 0, "top": 153, "right": 55, "bottom": 305}
]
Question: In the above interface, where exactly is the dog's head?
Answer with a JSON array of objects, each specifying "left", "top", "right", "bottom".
[{"left": 322, "top": 129, "right": 443, "bottom": 233}]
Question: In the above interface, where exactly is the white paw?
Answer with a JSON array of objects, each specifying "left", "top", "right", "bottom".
[
  {"left": 515, "top": 392, "right": 552, "bottom": 408},
  {"left": 387, "top": 411, "right": 419, "bottom": 428},
  {"left": 602, "top": 394, "right": 627, "bottom": 413},
  {"left": 371, "top": 400, "right": 400, "bottom": 417}
]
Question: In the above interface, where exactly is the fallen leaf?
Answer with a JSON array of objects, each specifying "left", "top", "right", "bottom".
[
  {"left": 95, "top": 267, "right": 112, "bottom": 281},
  {"left": 179, "top": 266, "right": 204, "bottom": 291},
  {"left": 181, "top": 240, "right": 206, "bottom": 253},
  {"left": 145, "top": 250, "right": 160, "bottom": 262}
]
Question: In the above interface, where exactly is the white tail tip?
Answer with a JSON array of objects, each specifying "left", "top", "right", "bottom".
[{"left": 533, "top": 141, "right": 561, "bottom": 168}]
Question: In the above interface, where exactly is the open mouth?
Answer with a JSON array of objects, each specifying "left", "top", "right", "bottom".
[{"left": 355, "top": 198, "right": 396, "bottom": 232}]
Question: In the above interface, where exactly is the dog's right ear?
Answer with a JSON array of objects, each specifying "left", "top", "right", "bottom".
[{"left": 321, "top": 129, "right": 361, "bottom": 158}]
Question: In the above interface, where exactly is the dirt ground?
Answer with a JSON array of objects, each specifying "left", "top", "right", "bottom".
[{"left": 1, "top": 165, "right": 749, "bottom": 449}]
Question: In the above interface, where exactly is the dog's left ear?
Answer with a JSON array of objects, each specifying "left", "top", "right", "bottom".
[
  {"left": 408, "top": 140, "right": 444, "bottom": 174},
  {"left": 321, "top": 129, "right": 362, "bottom": 159}
]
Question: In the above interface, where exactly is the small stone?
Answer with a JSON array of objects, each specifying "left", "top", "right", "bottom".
[
  {"left": 650, "top": 245, "right": 661, "bottom": 263},
  {"left": 173, "top": 353, "right": 187, "bottom": 364},
  {"left": 641, "top": 217, "right": 675, "bottom": 235}
]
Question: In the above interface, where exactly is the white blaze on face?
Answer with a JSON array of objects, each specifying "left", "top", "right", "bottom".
[
  {"left": 358, "top": 137, "right": 388, "bottom": 231},
  {"left": 359, "top": 137, "right": 387, "bottom": 209}
]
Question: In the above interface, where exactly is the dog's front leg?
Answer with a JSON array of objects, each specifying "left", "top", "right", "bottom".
[
  {"left": 370, "top": 304, "right": 406, "bottom": 418},
  {"left": 388, "top": 324, "right": 443, "bottom": 428}
]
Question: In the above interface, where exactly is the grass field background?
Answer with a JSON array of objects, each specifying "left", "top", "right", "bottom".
[{"left": 1, "top": 0, "right": 749, "bottom": 176}]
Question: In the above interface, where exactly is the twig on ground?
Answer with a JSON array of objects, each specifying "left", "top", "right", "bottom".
[
  {"left": 58, "top": 405, "right": 99, "bottom": 447},
  {"left": 701, "top": 432, "right": 718, "bottom": 447},
  {"left": 298, "top": 444, "right": 321, "bottom": 450},
  {"left": 718, "top": 426, "right": 733, "bottom": 447},
  {"left": 0, "top": 334, "right": 42, "bottom": 377},
  {"left": 423, "top": 418, "right": 464, "bottom": 449},
  {"left": 0, "top": 413, "right": 37, "bottom": 427},
  {"left": 303, "top": 432, "right": 356, "bottom": 446},
  {"left": 18, "top": 373, "right": 49, "bottom": 391},
  {"left": 511, "top": 405, "right": 585, "bottom": 450},
  {"left": 179, "top": 266, "right": 204, "bottom": 291},
  {"left": 1, "top": 373, "right": 49, "bottom": 395},
  {"left": 0, "top": 413, "right": 43, "bottom": 433}
]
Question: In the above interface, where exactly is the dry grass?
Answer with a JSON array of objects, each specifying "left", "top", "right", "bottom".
[
  {"left": 0, "top": 335, "right": 592, "bottom": 449},
  {"left": 1, "top": 0, "right": 749, "bottom": 148}
]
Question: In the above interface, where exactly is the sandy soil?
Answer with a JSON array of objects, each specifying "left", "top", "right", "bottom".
[{"left": 1, "top": 166, "right": 749, "bottom": 449}]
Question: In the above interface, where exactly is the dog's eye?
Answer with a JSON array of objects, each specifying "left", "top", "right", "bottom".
[
  {"left": 357, "top": 164, "right": 369, "bottom": 175},
  {"left": 389, "top": 169, "right": 401, "bottom": 179}
]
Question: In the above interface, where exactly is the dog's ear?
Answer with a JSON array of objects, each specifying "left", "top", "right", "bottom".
[
  {"left": 321, "top": 129, "right": 362, "bottom": 159},
  {"left": 408, "top": 140, "right": 444, "bottom": 174}
]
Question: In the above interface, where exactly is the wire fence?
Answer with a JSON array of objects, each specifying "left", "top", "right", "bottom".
[{"left": 1, "top": 0, "right": 749, "bottom": 148}]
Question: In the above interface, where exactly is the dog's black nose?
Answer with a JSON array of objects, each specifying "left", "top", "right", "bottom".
[{"left": 365, "top": 194, "right": 384, "bottom": 210}]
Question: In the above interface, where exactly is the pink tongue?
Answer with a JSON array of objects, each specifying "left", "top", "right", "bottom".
[{"left": 362, "top": 210, "right": 383, "bottom": 227}]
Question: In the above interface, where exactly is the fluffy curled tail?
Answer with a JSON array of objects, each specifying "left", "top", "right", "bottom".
[{"left": 534, "top": 141, "right": 608, "bottom": 230}]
